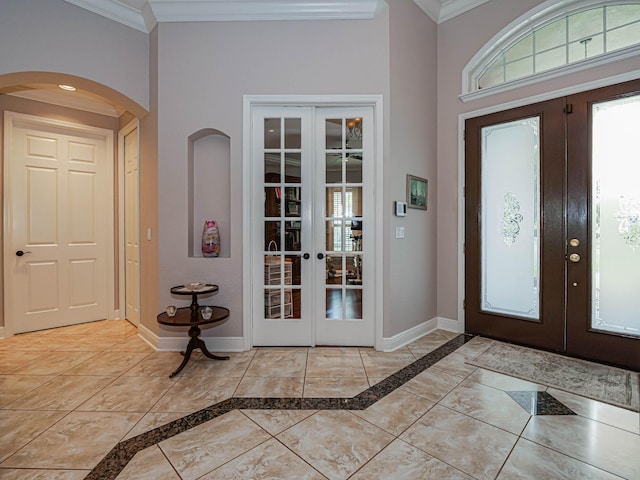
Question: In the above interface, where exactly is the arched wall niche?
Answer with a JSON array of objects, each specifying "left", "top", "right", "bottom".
[{"left": 187, "top": 128, "right": 231, "bottom": 258}]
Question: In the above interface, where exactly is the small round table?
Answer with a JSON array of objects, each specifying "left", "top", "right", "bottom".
[
  {"left": 157, "top": 306, "right": 230, "bottom": 377},
  {"left": 170, "top": 284, "right": 219, "bottom": 312}
]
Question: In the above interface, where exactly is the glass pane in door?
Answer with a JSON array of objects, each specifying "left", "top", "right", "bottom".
[
  {"left": 263, "top": 117, "right": 302, "bottom": 320},
  {"left": 480, "top": 118, "right": 540, "bottom": 320},
  {"left": 324, "top": 119, "right": 364, "bottom": 321},
  {"left": 591, "top": 96, "right": 640, "bottom": 337}
]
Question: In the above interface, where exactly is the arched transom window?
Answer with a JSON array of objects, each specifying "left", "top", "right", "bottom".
[{"left": 463, "top": 1, "right": 640, "bottom": 100}]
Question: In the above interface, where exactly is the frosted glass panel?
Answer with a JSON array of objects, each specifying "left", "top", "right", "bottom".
[
  {"left": 481, "top": 118, "right": 540, "bottom": 319},
  {"left": 591, "top": 96, "right": 640, "bottom": 337}
]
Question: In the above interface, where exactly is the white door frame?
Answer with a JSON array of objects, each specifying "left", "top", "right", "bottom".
[
  {"left": 118, "top": 118, "right": 140, "bottom": 326},
  {"left": 3, "top": 111, "right": 116, "bottom": 336},
  {"left": 243, "top": 95, "right": 384, "bottom": 350}
]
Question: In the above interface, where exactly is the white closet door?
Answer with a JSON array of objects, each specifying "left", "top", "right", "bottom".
[{"left": 6, "top": 113, "right": 110, "bottom": 333}]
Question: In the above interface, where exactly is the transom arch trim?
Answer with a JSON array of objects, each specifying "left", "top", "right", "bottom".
[{"left": 461, "top": 0, "right": 640, "bottom": 102}]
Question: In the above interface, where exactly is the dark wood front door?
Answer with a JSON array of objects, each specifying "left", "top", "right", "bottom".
[{"left": 465, "top": 80, "right": 640, "bottom": 371}]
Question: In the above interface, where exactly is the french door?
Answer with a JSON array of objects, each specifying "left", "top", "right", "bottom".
[
  {"left": 465, "top": 80, "right": 640, "bottom": 371},
  {"left": 251, "top": 105, "right": 374, "bottom": 346}
]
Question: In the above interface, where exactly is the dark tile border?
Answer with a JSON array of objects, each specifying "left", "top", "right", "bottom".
[{"left": 84, "top": 334, "right": 472, "bottom": 480}]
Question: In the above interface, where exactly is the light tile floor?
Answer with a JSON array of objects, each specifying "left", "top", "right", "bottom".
[{"left": 0, "top": 320, "right": 638, "bottom": 479}]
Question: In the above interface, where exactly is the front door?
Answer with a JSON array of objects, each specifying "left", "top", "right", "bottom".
[
  {"left": 5, "top": 112, "right": 111, "bottom": 333},
  {"left": 252, "top": 105, "right": 375, "bottom": 346},
  {"left": 465, "top": 80, "right": 639, "bottom": 370}
]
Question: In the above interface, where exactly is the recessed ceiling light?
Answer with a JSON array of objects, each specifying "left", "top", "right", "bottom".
[{"left": 58, "top": 84, "right": 76, "bottom": 91}]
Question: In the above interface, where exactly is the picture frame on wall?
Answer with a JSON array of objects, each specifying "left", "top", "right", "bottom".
[{"left": 407, "top": 174, "right": 428, "bottom": 210}]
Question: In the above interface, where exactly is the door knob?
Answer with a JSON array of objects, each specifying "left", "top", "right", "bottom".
[
  {"left": 302, "top": 253, "right": 310, "bottom": 260},
  {"left": 569, "top": 253, "right": 581, "bottom": 263},
  {"left": 317, "top": 253, "right": 324, "bottom": 260},
  {"left": 569, "top": 238, "right": 580, "bottom": 247},
  {"left": 16, "top": 250, "right": 32, "bottom": 257}
]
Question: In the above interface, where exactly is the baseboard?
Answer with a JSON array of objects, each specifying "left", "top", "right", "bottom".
[
  {"left": 381, "top": 317, "right": 439, "bottom": 352},
  {"left": 136, "top": 323, "right": 159, "bottom": 350},
  {"left": 437, "top": 316, "right": 464, "bottom": 333},
  {"left": 0, "top": 326, "right": 8, "bottom": 339},
  {"left": 157, "top": 334, "right": 246, "bottom": 352}
]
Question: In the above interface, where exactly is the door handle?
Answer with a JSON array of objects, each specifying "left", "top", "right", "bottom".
[
  {"left": 302, "top": 253, "right": 310, "bottom": 260},
  {"left": 317, "top": 253, "right": 324, "bottom": 260},
  {"left": 568, "top": 253, "right": 580, "bottom": 263},
  {"left": 16, "top": 250, "right": 32, "bottom": 257}
]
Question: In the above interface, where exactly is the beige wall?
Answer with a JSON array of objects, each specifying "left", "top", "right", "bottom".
[
  {"left": 436, "top": 0, "right": 640, "bottom": 324},
  {"left": 0, "top": 0, "right": 149, "bottom": 112},
  {"left": 155, "top": 14, "right": 393, "bottom": 338},
  {"left": 138, "top": 26, "right": 160, "bottom": 335},
  {"left": 387, "top": 0, "right": 438, "bottom": 336}
]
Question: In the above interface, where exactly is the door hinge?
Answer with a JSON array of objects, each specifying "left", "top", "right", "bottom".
[
  {"left": 463, "top": 299, "right": 466, "bottom": 310},
  {"left": 463, "top": 129, "right": 466, "bottom": 141},
  {"left": 463, "top": 243, "right": 466, "bottom": 254},
  {"left": 564, "top": 103, "right": 573, "bottom": 114}
]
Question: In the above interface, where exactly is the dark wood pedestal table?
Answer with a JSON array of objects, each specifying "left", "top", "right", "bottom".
[{"left": 157, "top": 306, "right": 230, "bottom": 378}]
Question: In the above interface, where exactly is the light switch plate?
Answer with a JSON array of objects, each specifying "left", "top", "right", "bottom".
[{"left": 396, "top": 227, "right": 405, "bottom": 239}]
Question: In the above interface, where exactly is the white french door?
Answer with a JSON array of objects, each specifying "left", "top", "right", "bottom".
[
  {"left": 4, "top": 112, "right": 112, "bottom": 333},
  {"left": 251, "top": 105, "right": 375, "bottom": 346}
]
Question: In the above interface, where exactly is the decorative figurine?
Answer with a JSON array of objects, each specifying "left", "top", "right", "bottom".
[{"left": 201, "top": 220, "right": 220, "bottom": 257}]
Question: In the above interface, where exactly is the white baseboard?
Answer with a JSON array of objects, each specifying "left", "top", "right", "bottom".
[
  {"left": 381, "top": 317, "right": 439, "bottom": 352},
  {"left": 157, "top": 336, "right": 245, "bottom": 352},
  {"left": 0, "top": 326, "right": 8, "bottom": 339},
  {"left": 136, "top": 323, "right": 159, "bottom": 350},
  {"left": 437, "top": 316, "right": 464, "bottom": 333},
  {"left": 136, "top": 316, "right": 463, "bottom": 354},
  {"left": 137, "top": 322, "right": 245, "bottom": 352}
]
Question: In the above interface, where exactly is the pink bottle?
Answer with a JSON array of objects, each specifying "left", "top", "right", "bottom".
[{"left": 201, "top": 220, "right": 220, "bottom": 257}]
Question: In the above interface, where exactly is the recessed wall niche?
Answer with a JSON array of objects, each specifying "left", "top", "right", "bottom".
[{"left": 188, "top": 128, "right": 231, "bottom": 258}]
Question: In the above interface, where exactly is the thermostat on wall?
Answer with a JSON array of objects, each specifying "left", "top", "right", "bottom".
[{"left": 395, "top": 201, "right": 407, "bottom": 217}]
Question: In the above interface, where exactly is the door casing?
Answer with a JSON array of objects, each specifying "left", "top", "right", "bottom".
[{"left": 242, "top": 95, "right": 384, "bottom": 350}]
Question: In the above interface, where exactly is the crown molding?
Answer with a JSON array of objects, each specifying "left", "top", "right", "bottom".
[
  {"left": 64, "top": 0, "right": 388, "bottom": 33},
  {"left": 64, "top": 0, "right": 485, "bottom": 30},
  {"left": 412, "top": 0, "right": 489, "bottom": 23},
  {"left": 63, "top": 0, "right": 152, "bottom": 32},
  {"left": 151, "top": 0, "right": 387, "bottom": 22},
  {"left": 439, "top": 0, "right": 489, "bottom": 23},
  {"left": 411, "top": 0, "right": 440, "bottom": 22}
]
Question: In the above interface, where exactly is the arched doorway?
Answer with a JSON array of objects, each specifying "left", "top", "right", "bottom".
[{"left": 0, "top": 72, "right": 147, "bottom": 337}]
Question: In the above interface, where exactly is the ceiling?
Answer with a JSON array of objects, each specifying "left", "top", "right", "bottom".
[{"left": 63, "top": 0, "right": 490, "bottom": 33}]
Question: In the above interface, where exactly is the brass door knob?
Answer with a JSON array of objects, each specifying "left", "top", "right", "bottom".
[{"left": 569, "top": 253, "right": 581, "bottom": 263}]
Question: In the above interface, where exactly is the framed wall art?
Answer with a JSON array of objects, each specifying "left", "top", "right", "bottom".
[{"left": 406, "top": 174, "right": 428, "bottom": 210}]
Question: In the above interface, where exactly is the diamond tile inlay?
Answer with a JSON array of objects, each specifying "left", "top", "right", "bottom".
[{"left": 507, "top": 391, "right": 576, "bottom": 415}]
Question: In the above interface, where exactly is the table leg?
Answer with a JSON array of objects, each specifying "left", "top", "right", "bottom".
[
  {"left": 168, "top": 324, "right": 229, "bottom": 377},
  {"left": 169, "top": 340, "right": 195, "bottom": 378},
  {"left": 190, "top": 293, "right": 199, "bottom": 312}
]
